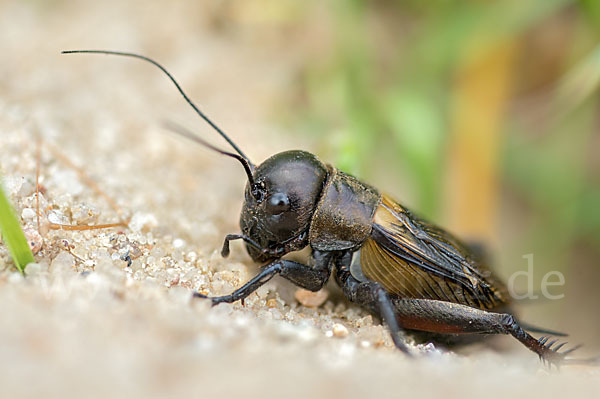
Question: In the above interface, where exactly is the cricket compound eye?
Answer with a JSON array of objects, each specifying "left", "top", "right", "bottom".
[{"left": 266, "top": 192, "right": 290, "bottom": 215}]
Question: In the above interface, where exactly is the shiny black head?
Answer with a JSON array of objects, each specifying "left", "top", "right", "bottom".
[
  {"left": 60, "top": 51, "right": 329, "bottom": 263},
  {"left": 240, "top": 150, "right": 328, "bottom": 262}
]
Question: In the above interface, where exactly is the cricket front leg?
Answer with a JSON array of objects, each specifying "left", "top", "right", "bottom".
[{"left": 195, "top": 250, "right": 333, "bottom": 306}]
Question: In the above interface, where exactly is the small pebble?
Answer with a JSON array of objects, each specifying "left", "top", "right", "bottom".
[
  {"left": 18, "top": 180, "right": 34, "bottom": 197},
  {"left": 48, "top": 211, "right": 68, "bottom": 225},
  {"left": 266, "top": 298, "right": 278, "bottom": 308},
  {"left": 295, "top": 288, "right": 329, "bottom": 308},
  {"left": 332, "top": 323, "right": 349, "bottom": 338},
  {"left": 184, "top": 251, "right": 197, "bottom": 262},
  {"left": 23, "top": 226, "right": 43, "bottom": 253},
  {"left": 21, "top": 208, "right": 36, "bottom": 220}
]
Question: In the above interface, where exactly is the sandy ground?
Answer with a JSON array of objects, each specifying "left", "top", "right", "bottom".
[{"left": 0, "top": 1, "right": 598, "bottom": 398}]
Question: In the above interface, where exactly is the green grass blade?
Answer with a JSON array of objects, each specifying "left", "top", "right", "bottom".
[{"left": 0, "top": 181, "right": 34, "bottom": 274}]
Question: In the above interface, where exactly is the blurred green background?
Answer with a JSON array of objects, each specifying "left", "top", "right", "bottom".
[{"left": 212, "top": 0, "right": 600, "bottom": 337}]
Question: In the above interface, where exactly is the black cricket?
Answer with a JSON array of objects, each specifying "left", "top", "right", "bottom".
[{"left": 63, "top": 49, "right": 583, "bottom": 364}]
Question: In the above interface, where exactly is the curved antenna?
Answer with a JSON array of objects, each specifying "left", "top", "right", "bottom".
[
  {"left": 163, "top": 121, "right": 259, "bottom": 195},
  {"left": 61, "top": 49, "right": 253, "bottom": 168}
]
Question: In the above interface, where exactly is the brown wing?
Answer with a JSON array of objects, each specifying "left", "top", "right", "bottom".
[{"left": 360, "top": 194, "right": 509, "bottom": 310}]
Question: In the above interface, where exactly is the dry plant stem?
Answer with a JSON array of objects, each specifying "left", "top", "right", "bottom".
[
  {"left": 69, "top": 249, "right": 85, "bottom": 264},
  {"left": 48, "top": 222, "right": 127, "bottom": 231},
  {"left": 35, "top": 137, "right": 41, "bottom": 235},
  {"left": 36, "top": 138, "right": 130, "bottom": 233}
]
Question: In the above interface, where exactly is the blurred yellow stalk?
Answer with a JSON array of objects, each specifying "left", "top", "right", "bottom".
[{"left": 446, "top": 38, "right": 519, "bottom": 244}]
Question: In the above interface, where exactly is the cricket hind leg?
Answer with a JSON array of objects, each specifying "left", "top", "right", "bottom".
[
  {"left": 408, "top": 313, "right": 567, "bottom": 347},
  {"left": 392, "top": 297, "right": 581, "bottom": 365}
]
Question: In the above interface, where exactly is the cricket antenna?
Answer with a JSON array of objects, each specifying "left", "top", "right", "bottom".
[
  {"left": 163, "top": 121, "right": 262, "bottom": 200},
  {"left": 61, "top": 49, "right": 254, "bottom": 169}
]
